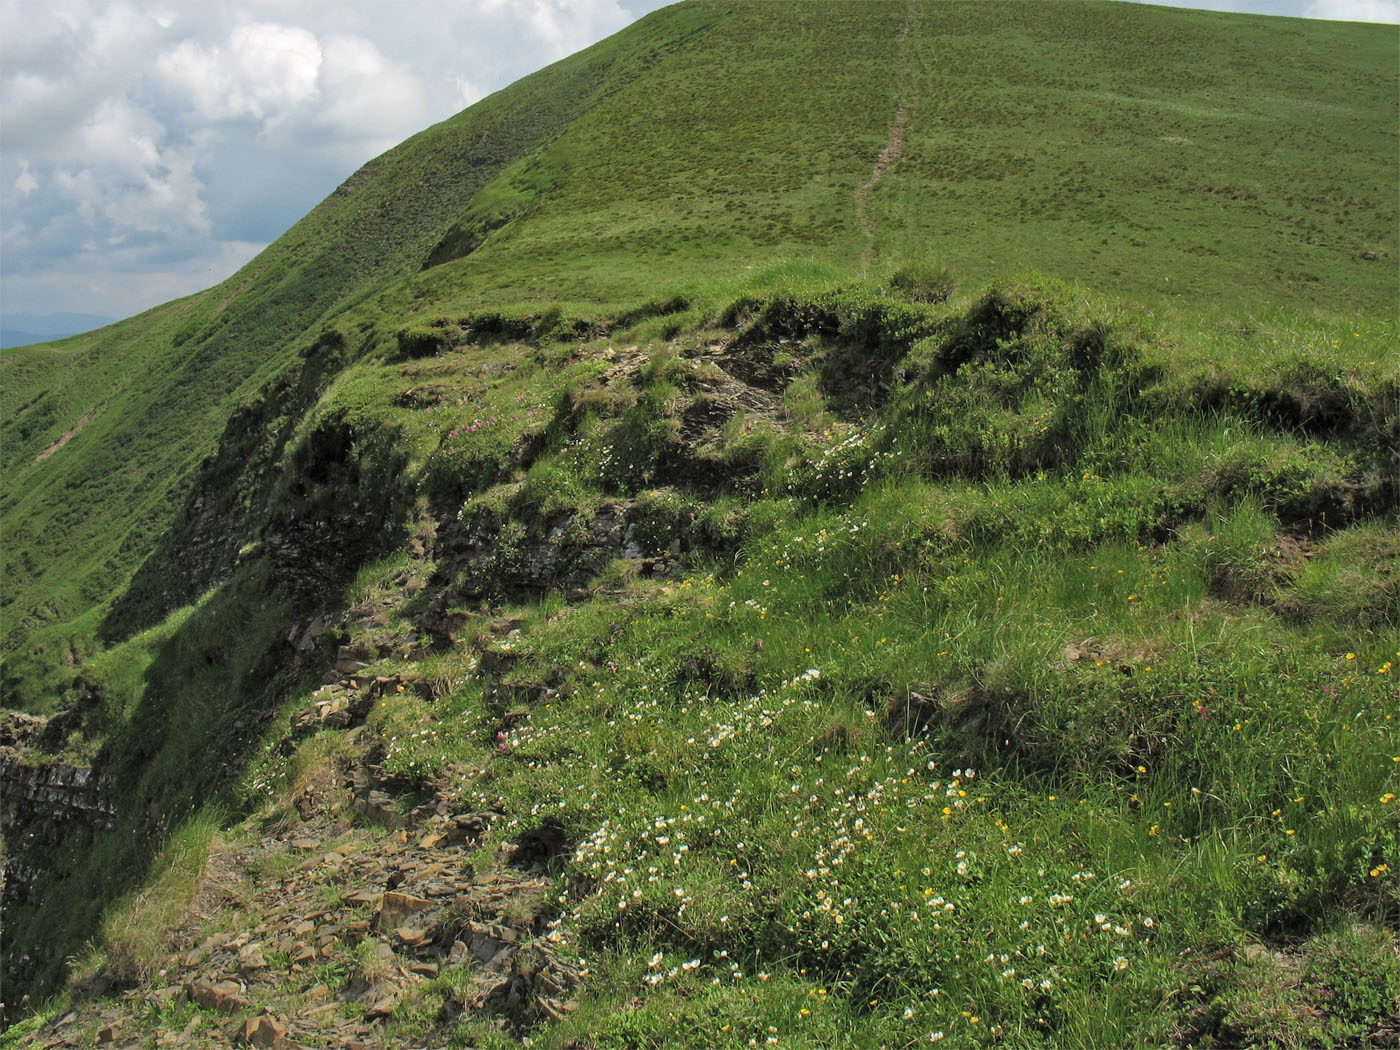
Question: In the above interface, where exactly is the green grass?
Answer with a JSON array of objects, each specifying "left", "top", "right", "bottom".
[
  {"left": 2, "top": 0, "right": 1397, "bottom": 1038},
  {"left": 219, "top": 280, "right": 1391, "bottom": 1046},
  {"left": 81, "top": 810, "right": 221, "bottom": 986},
  {"left": 9, "top": 274, "right": 1397, "bottom": 1043},
  {"left": 4, "top": 1, "right": 1394, "bottom": 708}
]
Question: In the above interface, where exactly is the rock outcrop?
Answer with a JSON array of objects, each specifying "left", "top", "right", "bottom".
[{"left": 1, "top": 712, "right": 118, "bottom": 1006}]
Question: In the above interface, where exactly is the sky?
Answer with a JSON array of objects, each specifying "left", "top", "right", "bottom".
[{"left": 2, "top": 0, "right": 1396, "bottom": 325}]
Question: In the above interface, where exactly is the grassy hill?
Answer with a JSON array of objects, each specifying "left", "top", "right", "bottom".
[
  {"left": 0, "top": 4, "right": 733, "bottom": 703},
  {"left": 2, "top": 1, "right": 1397, "bottom": 1044},
  {"left": 3, "top": 0, "right": 1394, "bottom": 702}
]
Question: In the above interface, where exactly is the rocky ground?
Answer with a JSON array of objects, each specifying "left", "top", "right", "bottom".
[{"left": 15, "top": 614, "right": 583, "bottom": 1049}]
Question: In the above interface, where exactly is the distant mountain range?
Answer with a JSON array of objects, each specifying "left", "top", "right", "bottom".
[{"left": 0, "top": 312, "right": 115, "bottom": 348}]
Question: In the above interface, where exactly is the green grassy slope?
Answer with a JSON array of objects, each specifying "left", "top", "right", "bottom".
[
  {"left": 0, "top": 2, "right": 728, "bottom": 703},
  {"left": 1, "top": 0, "right": 1397, "bottom": 1039},
  {"left": 10, "top": 271, "right": 1397, "bottom": 1045},
  {"left": 3, "top": 0, "right": 1395, "bottom": 705},
  {"left": 398, "top": 0, "right": 1397, "bottom": 315}
]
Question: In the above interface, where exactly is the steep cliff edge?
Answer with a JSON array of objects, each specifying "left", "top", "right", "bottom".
[{"left": 1, "top": 711, "right": 117, "bottom": 939}]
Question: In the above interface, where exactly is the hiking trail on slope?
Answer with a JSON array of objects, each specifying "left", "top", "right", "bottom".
[{"left": 855, "top": 0, "right": 916, "bottom": 273}]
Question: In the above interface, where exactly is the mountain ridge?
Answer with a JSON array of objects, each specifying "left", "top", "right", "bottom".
[
  {"left": 1, "top": 1, "right": 1396, "bottom": 1043},
  {"left": 5, "top": 0, "right": 1395, "bottom": 703}
]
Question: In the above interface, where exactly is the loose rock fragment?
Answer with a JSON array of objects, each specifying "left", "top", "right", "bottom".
[
  {"left": 186, "top": 978, "right": 250, "bottom": 1013},
  {"left": 376, "top": 890, "right": 433, "bottom": 930},
  {"left": 241, "top": 1015, "right": 289, "bottom": 1048}
]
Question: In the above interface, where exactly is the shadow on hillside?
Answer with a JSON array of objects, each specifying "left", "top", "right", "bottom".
[{"left": 3, "top": 562, "right": 301, "bottom": 1015}]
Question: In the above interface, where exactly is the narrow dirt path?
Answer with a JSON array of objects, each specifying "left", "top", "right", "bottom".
[
  {"left": 35, "top": 411, "right": 93, "bottom": 462},
  {"left": 855, "top": 0, "right": 916, "bottom": 273}
]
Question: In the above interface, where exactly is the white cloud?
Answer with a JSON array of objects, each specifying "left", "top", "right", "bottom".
[
  {"left": 62, "top": 98, "right": 211, "bottom": 238},
  {"left": 79, "top": 97, "right": 160, "bottom": 179},
  {"left": 0, "top": 0, "right": 648, "bottom": 318},
  {"left": 317, "top": 34, "right": 430, "bottom": 150},
  {"left": 453, "top": 75, "right": 486, "bottom": 109},
  {"left": 229, "top": 23, "right": 323, "bottom": 114},
  {"left": 156, "top": 23, "right": 323, "bottom": 124},
  {"left": 1129, "top": 0, "right": 1398, "bottom": 17},
  {"left": 86, "top": 3, "right": 164, "bottom": 64},
  {"left": 14, "top": 160, "right": 38, "bottom": 197},
  {"left": 484, "top": 0, "right": 633, "bottom": 59},
  {"left": 1302, "top": 0, "right": 1400, "bottom": 20},
  {"left": 1, "top": 69, "right": 95, "bottom": 152}
]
